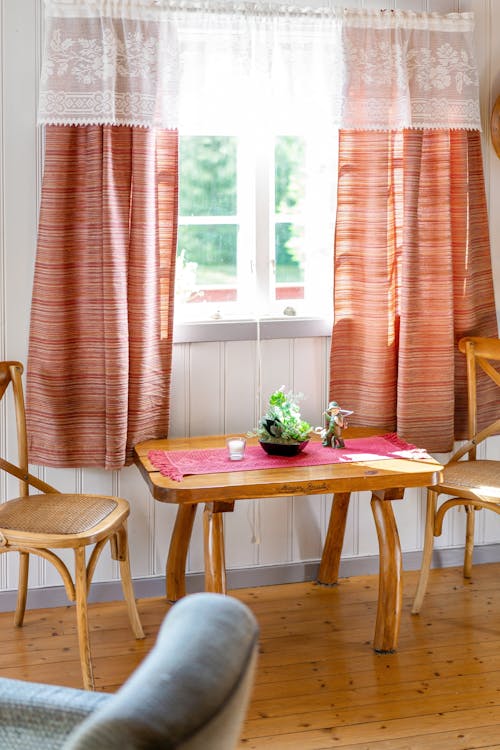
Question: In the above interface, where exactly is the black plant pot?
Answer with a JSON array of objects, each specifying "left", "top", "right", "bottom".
[{"left": 259, "top": 440, "right": 309, "bottom": 457}]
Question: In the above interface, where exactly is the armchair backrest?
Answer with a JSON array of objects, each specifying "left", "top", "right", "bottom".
[{"left": 64, "top": 592, "right": 259, "bottom": 750}]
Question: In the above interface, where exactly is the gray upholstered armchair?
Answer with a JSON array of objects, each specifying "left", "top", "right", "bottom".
[{"left": 0, "top": 593, "right": 259, "bottom": 750}]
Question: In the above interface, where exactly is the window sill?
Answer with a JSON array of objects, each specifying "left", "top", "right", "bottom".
[{"left": 173, "top": 316, "right": 332, "bottom": 344}]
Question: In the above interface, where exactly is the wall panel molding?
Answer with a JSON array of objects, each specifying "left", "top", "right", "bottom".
[{"left": 0, "top": 540, "right": 497, "bottom": 614}]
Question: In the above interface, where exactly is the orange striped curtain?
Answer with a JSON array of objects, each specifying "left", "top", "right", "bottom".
[
  {"left": 330, "top": 129, "right": 498, "bottom": 453},
  {"left": 26, "top": 125, "right": 178, "bottom": 470}
]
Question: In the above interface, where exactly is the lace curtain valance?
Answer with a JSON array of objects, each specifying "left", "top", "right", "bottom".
[{"left": 39, "top": 1, "right": 481, "bottom": 132}]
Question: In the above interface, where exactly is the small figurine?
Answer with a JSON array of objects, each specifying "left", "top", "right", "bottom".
[{"left": 322, "top": 401, "right": 351, "bottom": 448}]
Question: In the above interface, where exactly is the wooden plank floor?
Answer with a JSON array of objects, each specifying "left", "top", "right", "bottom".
[{"left": 2, "top": 564, "right": 500, "bottom": 748}]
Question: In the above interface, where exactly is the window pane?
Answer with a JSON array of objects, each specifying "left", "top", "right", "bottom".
[
  {"left": 275, "top": 136, "right": 305, "bottom": 214},
  {"left": 275, "top": 222, "right": 304, "bottom": 300},
  {"left": 179, "top": 136, "right": 237, "bottom": 216},
  {"left": 274, "top": 137, "right": 306, "bottom": 303},
  {"left": 178, "top": 224, "right": 238, "bottom": 290}
]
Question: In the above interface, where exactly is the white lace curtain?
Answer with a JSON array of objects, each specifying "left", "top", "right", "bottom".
[{"left": 39, "top": 0, "right": 481, "bottom": 132}]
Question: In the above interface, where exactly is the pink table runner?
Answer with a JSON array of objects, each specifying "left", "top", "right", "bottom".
[{"left": 148, "top": 433, "right": 432, "bottom": 482}]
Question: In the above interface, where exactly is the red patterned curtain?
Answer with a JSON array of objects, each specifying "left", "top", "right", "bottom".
[
  {"left": 27, "top": 125, "right": 178, "bottom": 469},
  {"left": 330, "top": 129, "right": 498, "bottom": 452},
  {"left": 30, "top": 4, "right": 494, "bottom": 462}
]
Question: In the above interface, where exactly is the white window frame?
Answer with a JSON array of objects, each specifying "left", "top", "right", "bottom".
[{"left": 174, "top": 126, "right": 335, "bottom": 341}]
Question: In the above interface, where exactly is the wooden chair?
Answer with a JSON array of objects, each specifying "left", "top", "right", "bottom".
[
  {"left": 412, "top": 337, "right": 500, "bottom": 614},
  {"left": 0, "top": 361, "right": 144, "bottom": 690}
]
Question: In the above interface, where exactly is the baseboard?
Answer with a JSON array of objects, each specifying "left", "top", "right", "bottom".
[{"left": 0, "top": 543, "right": 499, "bottom": 613}]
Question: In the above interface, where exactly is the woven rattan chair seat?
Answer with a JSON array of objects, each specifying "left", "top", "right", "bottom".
[
  {"left": 0, "top": 361, "right": 144, "bottom": 689},
  {"left": 0, "top": 494, "right": 119, "bottom": 535},
  {"left": 442, "top": 460, "right": 500, "bottom": 501}
]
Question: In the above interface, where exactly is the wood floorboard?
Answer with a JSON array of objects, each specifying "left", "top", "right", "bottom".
[{"left": 1, "top": 564, "right": 500, "bottom": 748}]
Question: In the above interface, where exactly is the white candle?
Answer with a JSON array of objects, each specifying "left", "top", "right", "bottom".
[{"left": 226, "top": 437, "right": 246, "bottom": 461}]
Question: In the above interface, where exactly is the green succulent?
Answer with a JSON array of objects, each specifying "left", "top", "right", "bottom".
[{"left": 256, "top": 387, "right": 312, "bottom": 444}]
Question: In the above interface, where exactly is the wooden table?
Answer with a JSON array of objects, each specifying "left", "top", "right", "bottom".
[{"left": 133, "top": 430, "right": 442, "bottom": 653}]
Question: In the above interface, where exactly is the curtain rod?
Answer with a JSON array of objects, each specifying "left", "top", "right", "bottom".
[
  {"left": 47, "top": 0, "right": 342, "bottom": 15},
  {"left": 45, "top": 1, "right": 473, "bottom": 24}
]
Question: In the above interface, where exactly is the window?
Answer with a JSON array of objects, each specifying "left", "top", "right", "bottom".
[{"left": 175, "top": 128, "right": 337, "bottom": 324}]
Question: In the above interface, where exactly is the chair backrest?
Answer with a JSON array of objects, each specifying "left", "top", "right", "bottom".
[
  {"left": 0, "top": 361, "right": 29, "bottom": 496},
  {"left": 0, "top": 361, "right": 58, "bottom": 497},
  {"left": 64, "top": 592, "right": 259, "bottom": 750},
  {"left": 458, "top": 337, "right": 500, "bottom": 458}
]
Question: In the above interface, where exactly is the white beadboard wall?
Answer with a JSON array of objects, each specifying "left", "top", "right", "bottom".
[{"left": 0, "top": 0, "right": 499, "bottom": 608}]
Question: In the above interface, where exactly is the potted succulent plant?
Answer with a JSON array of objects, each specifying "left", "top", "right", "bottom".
[{"left": 254, "top": 387, "right": 312, "bottom": 456}]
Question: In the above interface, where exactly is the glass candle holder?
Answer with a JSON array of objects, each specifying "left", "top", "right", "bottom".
[{"left": 226, "top": 437, "right": 246, "bottom": 461}]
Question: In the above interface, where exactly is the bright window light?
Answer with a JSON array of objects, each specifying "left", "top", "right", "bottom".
[{"left": 175, "top": 128, "right": 337, "bottom": 324}]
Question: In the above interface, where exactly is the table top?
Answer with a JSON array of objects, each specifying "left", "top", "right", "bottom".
[{"left": 133, "top": 429, "right": 443, "bottom": 504}]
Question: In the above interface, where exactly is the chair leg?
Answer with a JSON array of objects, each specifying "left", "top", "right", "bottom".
[
  {"left": 14, "top": 552, "right": 29, "bottom": 627},
  {"left": 112, "top": 526, "right": 145, "bottom": 640},
  {"left": 74, "top": 547, "right": 94, "bottom": 691},
  {"left": 463, "top": 506, "right": 475, "bottom": 579},
  {"left": 412, "top": 489, "right": 438, "bottom": 615}
]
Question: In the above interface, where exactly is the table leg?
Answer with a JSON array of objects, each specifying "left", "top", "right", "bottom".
[
  {"left": 317, "top": 492, "right": 351, "bottom": 585},
  {"left": 166, "top": 504, "right": 198, "bottom": 602},
  {"left": 370, "top": 490, "right": 403, "bottom": 653},
  {"left": 203, "top": 502, "right": 229, "bottom": 594}
]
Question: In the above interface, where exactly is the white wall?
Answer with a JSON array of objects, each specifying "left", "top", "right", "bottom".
[{"left": 0, "top": 0, "right": 499, "bottom": 604}]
